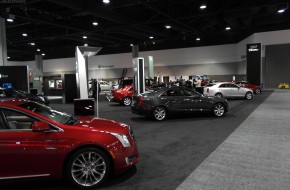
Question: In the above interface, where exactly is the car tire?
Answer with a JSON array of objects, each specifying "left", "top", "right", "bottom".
[
  {"left": 215, "top": 93, "right": 223, "bottom": 98},
  {"left": 245, "top": 92, "right": 253, "bottom": 100},
  {"left": 66, "top": 147, "right": 111, "bottom": 189},
  {"left": 153, "top": 106, "right": 167, "bottom": 121},
  {"left": 255, "top": 88, "right": 261, "bottom": 94},
  {"left": 212, "top": 103, "right": 226, "bottom": 117},
  {"left": 122, "top": 97, "right": 132, "bottom": 106}
]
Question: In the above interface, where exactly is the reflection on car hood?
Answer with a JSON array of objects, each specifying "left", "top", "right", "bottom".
[{"left": 76, "top": 116, "right": 128, "bottom": 134}]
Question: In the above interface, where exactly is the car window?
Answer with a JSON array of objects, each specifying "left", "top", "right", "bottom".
[
  {"left": 226, "top": 84, "right": 238, "bottom": 88},
  {"left": 166, "top": 89, "right": 180, "bottom": 96},
  {"left": 219, "top": 84, "right": 226, "bottom": 88},
  {"left": 180, "top": 89, "right": 192, "bottom": 96},
  {"left": 2, "top": 109, "right": 39, "bottom": 130}
]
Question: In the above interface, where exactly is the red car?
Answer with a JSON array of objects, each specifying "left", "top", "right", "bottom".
[
  {"left": 0, "top": 99, "right": 139, "bottom": 189},
  {"left": 235, "top": 81, "right": 262, "bottom": 94},
  {"left": 107, "top": 85, "right": 153, "bottom": 106}
]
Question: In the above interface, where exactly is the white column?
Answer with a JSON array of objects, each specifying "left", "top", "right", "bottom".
[{"left": 0, "top": 17, "right": 8, "bottom": 66}]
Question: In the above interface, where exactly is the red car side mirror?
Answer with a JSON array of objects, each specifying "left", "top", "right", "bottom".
[{"left": 32, "top": 121, "right": 51, "bottom": 132}]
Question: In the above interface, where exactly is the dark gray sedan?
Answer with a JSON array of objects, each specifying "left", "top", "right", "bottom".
[{"left": 131, "top": 86, "right": 229, "bottom": 121}]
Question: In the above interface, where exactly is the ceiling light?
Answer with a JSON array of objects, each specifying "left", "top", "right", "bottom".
[
  {"left": 153, "top": 41, "right": 155, "bottom": 44},
  {"left": 6, "top": 18, "right": 13, "bottom": 22},
  {"left": 130, "top": 44, "right": 133, "bottom": 47},
  {"left": 83, "top": 36, "right": 87, "bottom": 39},
  {"left": 37, "top": 49, "right": 40, "bottom": 52},
  {"left": 165, "top": 25, "right": 171, "bottom": 29},
  {"left": 7, "top": 57, "right": 10, "bottom": 59},
  {"left": 225, "top": 27, "right": 231, "bottom": 30},
  {"left": 149, "top": 36, "right": 154, "bottom": 39},
  {"left": 92, "top": 22, "right": 98, "bottom": 26},
  {"left": 200, "top": 5, "right": 207, "bottom": 9},
  {"left": 278, "top": 8, "right": 286, "bottom": 13},
  {"left": 103, "top": 0, "right": 110, "bottom": 3},
  {"left": 84, "top": 44, "right": 88, "bottom": 46},
  {"left": 196, "top": 37, "right": 201, "bottom": 41},
  {"left": 42, "top": 53, "right": 45, "bottom": 56},
  {"left": 22, "top": 33, "right": 28, "bottom": 37},
  {"left": 30, "top": 43, "right": 35, "bottom": 46}
]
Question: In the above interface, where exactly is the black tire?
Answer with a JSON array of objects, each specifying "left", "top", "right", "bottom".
[
  {"left": 215, "top": 93, "right": 223, "bottom": 98},
  {"left": 212, "top": 103, "right": 226, "bottom": 117},
  {"left": 122, "top": 97, "right": 132, "bottom": 106},
  {"left": 153, "top": 106, "right": 167, "bottom": 121},
  {"left": 245, "top": 92, "right": 253, "bottom": 100},
  {"left": 255, "top": 88, "right": 261, "bottom": 94},
  {"left": 66, "top": 148, "right": 111, "bottom": 189}
]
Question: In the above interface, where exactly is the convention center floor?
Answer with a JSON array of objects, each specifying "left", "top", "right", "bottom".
[{"left": 2, "top": 89, "right": 290, "bottom": 190}]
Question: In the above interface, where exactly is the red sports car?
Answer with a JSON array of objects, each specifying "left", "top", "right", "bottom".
[
  {"left": 235, "top": 81, "right": 262, "bottom": 94},
  {"left": 0, "top": 99, "right": 139, "bottom": 189},
  {"left": 106, "top": 85, "right": 153, "bottom": 106}
]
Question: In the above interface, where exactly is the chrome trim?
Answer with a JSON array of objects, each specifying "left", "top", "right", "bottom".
[{"left": 0, "top": 174, "right": 50, "bottom": 180}]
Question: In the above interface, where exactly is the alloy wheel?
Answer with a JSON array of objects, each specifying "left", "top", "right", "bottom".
[
  {"left": 153, "top": 107, "right": 167, "bottom": 121},
  {"left": 213, "top": 103, "right": 225, "bottom": 117},
  {"left": 123, "top": 97, "right": 132, "bottom": 106},
  {"left": 255, "top": 88, "right": 261, "bottom": 94},
  {"left": 245, "top": 92, "right": 253, "bottom": 100}
]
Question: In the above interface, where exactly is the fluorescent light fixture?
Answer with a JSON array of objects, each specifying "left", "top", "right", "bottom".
[
  {"left": 103, "top": 0, "right": 110, "bottom": 3},
  {"left": 196, "top": 37, "right": 201, "bottom": 41},
  {"left": 37, "top": 49, "right": 40, "bottom": 52},
  {"left": 30, "top": 43, "right": 35, "bottom": 46},
  {"left": 42, "top": 53, "right": 45, "bottom": 56},
  {"left": 225, "top": 27, "right": 231, "bottom": 30},
  {"left": 22, "top": 33, "right": 28, "bottom": 37},
  {"left": 92, "top": 22, "right": 98, "bottom": 26},
  {"left": 149, "top": 36, "right": 154, "bottom": 39},
  {"left": 83, "top": 36, "right": 87, "bottom": 39},
  {"left": 200, "top": 5, "right": 207, "bottom": 9},
  {"left": 165, "top": 25, "right": 171, "bottom": 29},
  {"left": 6, "top": 18, "right": 13, "bottom": 22}
]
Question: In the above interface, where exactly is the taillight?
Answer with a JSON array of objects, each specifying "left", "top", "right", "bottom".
[{"left": 138, "top": 96, "right": 143, "bottom": 106}]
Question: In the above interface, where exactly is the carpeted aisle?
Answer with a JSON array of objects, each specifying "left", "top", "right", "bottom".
[{"left": 177, "top": 90, "right": 290, "bottom": 190}]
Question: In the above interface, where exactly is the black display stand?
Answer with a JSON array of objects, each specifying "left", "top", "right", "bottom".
[{"left": 74, "top": 98, "right": 95, "bottom": 116}]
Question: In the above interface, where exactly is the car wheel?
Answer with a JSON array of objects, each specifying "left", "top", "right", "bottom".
[
  {"left": 215, "top": 93, "right": 223, "bottom": 98},
  {"left": 255, "top": 88, "right": 261, "bottom": 94},
  {"left": 123, "top": 97, "right": 132, "bottom": 106},
  {"left": 66, "top": 148, "right": 111, "bottom": 189},
  {"left": 212, "top": 103, "right": 225, "bottom": 117},
  {"left": 153, "top": 106, "right": 167, "bottom": 121},
  {"left": 245, "top": 92, "right": 253, "bottom": 100}
]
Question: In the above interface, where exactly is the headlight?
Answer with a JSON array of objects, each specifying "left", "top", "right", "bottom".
[{"left": 109, "top": 132, "right": 131, "bottom": 147}]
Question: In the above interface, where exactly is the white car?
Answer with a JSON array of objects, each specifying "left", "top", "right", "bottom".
[
  {"left": 203, "top": 82, "right": 253, "bottom": 100},
  {"left": 99, "top": 81, "right": 112, "bottom": 91}
]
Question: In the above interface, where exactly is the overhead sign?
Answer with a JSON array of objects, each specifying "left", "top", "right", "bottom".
[{"left": 248, "top": 44, "right": 259, "bottom": 52}]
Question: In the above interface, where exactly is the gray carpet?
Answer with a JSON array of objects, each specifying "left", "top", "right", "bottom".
[{"left": 177, "top": 90, "right": 290, "bottom": 190}]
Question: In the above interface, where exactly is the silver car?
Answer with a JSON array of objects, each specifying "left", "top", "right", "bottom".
[{"left": 203, "top": 82, "right": 253, "bottom": 100}]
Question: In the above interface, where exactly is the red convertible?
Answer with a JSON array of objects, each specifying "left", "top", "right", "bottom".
[
  {"left": 235, "top": 81, "right": 262, "bottom": 94},
  {"left": 0, "top": 99, "right": 139, "bottom": 189}
]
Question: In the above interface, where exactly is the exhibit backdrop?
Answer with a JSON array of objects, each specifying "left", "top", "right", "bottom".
[{"left": 0, "top": 66, "right": 29, "bottom": 92}]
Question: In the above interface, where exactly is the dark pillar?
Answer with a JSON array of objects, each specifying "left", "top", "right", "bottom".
[{"left": 247, "top": 43, "right": 261, "bottom": 85}]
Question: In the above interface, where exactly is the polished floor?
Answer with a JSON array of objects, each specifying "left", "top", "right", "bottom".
[{"left": 2, "top": 90, "right": 286, "bottom": 190}]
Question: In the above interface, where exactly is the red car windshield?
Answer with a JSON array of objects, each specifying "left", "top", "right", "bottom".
[{"left": 18, "top": 102, "right": 75, "bottom": 124}]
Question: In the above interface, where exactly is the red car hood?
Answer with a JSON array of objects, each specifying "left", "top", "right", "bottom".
[{"left": 74, "top": 116, "right": 128, "bottom": 134}]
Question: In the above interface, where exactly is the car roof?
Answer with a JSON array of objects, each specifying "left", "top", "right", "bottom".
[{"left": 0, "top": 99, "right": 29, "bottom": 106}]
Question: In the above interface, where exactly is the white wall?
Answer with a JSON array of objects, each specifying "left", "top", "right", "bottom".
[{"left": 6, "top": 29, "right": 290, "bottom": 78}]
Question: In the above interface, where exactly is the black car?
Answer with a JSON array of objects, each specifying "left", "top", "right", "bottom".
[
  {"left": 131, "top": 86, "right": 228, "bottom": 121},
  {"left": 1, "top": 88, "right": 50, "bottom": 105}
]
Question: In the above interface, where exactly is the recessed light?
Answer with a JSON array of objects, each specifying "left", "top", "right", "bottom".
[
  {"left": 153, "top": 41, "right": 155, "bottom": 44},
  {"left": 92, "top": 22, "right": 98, "bottom": 26},
  {"left": 83, "top": 36, "right": 87, "bottom": 39},
  {"left": 165, "top": 25, "right": 171, "bottom": 29},
  {"left": 6, "top": 18, "right": 13, "bottom": 22},
  {"left": 149, "top": 36, "right": 154, "bottom": 39},
  {"left": 84, "top": 44, "right": 88, "bottom": 46},
  {"left": 278, "top": 9, "right": 286, "bottom": 13},
  {"left": 30, "top": 43, "right": 35, "bottom": 46},
  {"left": 196, "top": 37, "right": 201, "bottom": 41},
  {"left": 225, "top": 27, "right": 231, "bottom": 30},
  {"left": 37, "top": 49, "right": 41, "bottom": 52},
  {"left": 200, "top": 5, "right": 207, "bottom": 9},
  {"left": 103, "top": 0, "right": 110, "bottom": 3},
  {"left": 22, "top": 33, "right": 28, "bottom": 37},
  {"left": 42, "top": 53, "right": 45, "bottom": 56},
  {"left": 130, "top": 44, "right": 133, "bottom": 47},
  {"left": 7, "top": 57, "right": 10, "bottom": 59}
]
